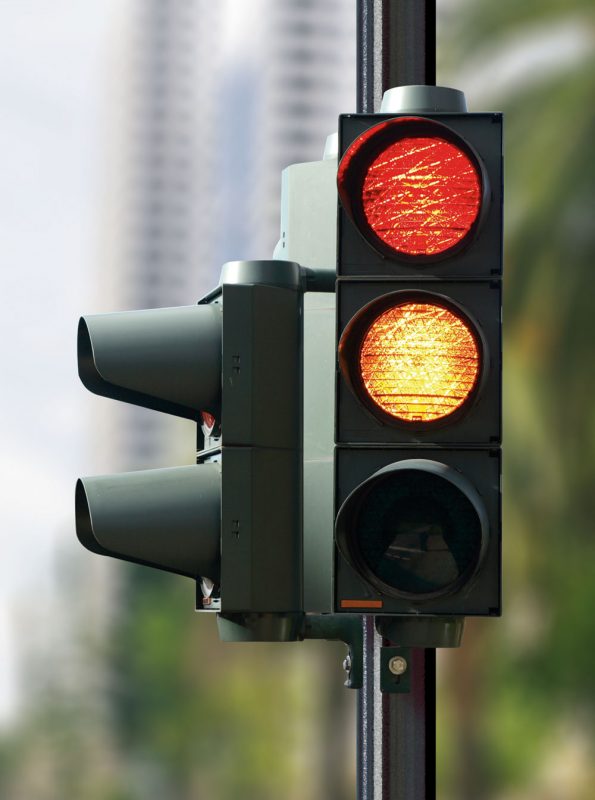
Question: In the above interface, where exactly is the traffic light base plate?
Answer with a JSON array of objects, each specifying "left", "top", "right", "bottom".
[
  {"left": 376, "top": 616, "right": 464, "bottom": 649},
  {"left": 217, "top": 612, "right": 304, "bottom": 642}
]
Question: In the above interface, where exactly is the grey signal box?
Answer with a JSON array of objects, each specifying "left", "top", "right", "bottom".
[{"left": 77, "top": 260, "right": 306, "bottom": 632}]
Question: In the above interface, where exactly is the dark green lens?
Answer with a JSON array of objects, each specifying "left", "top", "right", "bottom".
[{"left": 354, "top": 470, "right": 482, "bottom": 596}]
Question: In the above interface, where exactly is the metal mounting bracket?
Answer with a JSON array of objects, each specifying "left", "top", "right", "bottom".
[{"left": 301, "top": 614, "right": 363, "bottom": 689}]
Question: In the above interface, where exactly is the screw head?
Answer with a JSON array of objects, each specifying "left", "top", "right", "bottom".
[
  {"left": 388, "top": 655, "right": 408, "bottom": 676},
  {"left": 343, "top": 653, "right": 352, "bottom": 674}
]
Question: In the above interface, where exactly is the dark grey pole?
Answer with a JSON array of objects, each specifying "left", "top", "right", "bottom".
[
  {"left": 381, "top": 647, "right": 436, "bottom": 798},
  {"left": 357, "top": 617, "right": 381, "bottom": 799},
  {"left": 356, "top": 0, "right": 436, "bottom": 112},
  {"left": 355, "top": 2, "right": 437, "bottom": 797},
  {"left": 357, "top": 620, "right": 436, "bottom": 799}
]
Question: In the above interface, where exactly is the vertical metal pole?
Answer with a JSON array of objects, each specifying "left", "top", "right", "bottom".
[
  {"left": 381, "top": 648, "right": 436, "bottom": 798},
  {"left": 357, "top": 623, "right": 436, "bottom": 799},
  {"left": 355, "top": 2, "right": 437, "bottom": 797},
  {"left": 357, "top": 617, "right": 382, "bottom": 799},
  {"left": 356, "top": 0, "right": 436, "bottom": 112}
]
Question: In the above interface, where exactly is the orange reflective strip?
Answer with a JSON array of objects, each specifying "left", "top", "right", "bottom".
[{"left": 340, "top": 599, "right": 384, "bottom": 609}]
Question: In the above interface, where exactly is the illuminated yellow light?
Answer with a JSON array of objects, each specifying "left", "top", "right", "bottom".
[{"left": 359, "top": 302, "right": 480, "bottom": 422}]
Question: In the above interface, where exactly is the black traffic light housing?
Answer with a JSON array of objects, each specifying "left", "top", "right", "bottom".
[
  {"left": 337, "top": 280, "right": 501, "bottom": 446},
  {"left": 334, "top": 95, "right": 503, "bottom": 618},
  {"left": 335, "top": 448, "right": 500, "bottom": 615},
  {"left": 338, "top": 113, "right": 503, "bottom": 279}
]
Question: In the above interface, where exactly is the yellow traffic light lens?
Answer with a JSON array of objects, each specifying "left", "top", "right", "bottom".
[{"left": 359, "top": 301, "right": 480, "bottom": 422}]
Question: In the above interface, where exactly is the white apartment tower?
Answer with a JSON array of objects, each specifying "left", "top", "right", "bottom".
[
  {"left": 253, "top": 0, "right": 357, "bottom": 254},
  {"left": 100, "top": 0, "right": 356, "bottom": 469}
]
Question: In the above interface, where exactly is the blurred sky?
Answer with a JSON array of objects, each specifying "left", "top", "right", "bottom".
[{"left": 0, "top": 0, "right": 122, "bottom": 723}]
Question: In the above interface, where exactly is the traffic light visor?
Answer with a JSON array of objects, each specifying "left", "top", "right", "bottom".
[
  {"left": 76, "top": 464, "right": 221, "bottom": 581},
  {"left": 78, "top": 304, "right": 222, "bottom": 420},
  {"left": 336, "top": 460, "right": 488, "bottom": 600},
  {"left": 339, "top": 293, "right": 483, "bottom": 425},
  {"left": 338, "top": 116, "right": 486, "bottom": 260}
]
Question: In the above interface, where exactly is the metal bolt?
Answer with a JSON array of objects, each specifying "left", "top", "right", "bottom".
[
  {"left": 343, "top": 653, "right": 352, "bottom": 674},
  {"left": 388, "top": 655, "right": 408, "bottom": 676}
]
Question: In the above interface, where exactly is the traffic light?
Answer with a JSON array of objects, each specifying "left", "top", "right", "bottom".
[
  {"left": 334, "top": 90, "right": 502, "bottom": 616},
  {"left": 76, "top": 261, "right": 306, "bottom": 637}
]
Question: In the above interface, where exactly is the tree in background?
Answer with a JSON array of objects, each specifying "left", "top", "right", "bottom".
[{"left": 437, "top": 1, "right": 595, "bottom": 797}]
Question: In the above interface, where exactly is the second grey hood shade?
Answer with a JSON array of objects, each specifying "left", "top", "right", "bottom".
[{"left": 76, "top": 464, "right": 221, "bottom": 582}]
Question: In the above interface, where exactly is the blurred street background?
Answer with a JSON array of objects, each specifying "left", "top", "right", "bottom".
[{"left": 0, "top": 1, "right": 594, "bottom": 798}]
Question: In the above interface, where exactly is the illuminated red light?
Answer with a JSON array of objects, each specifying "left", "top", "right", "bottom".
[
  {"left": 337, "top": 118, "right": 484, "bottom": 259},
  {"left": 362, "top": 136, "right": 481, "bottom": 256}
]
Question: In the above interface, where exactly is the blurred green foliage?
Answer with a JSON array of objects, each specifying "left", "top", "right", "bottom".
[
  {"left": 2, "top": 1, "right": 595, "bottom": 798},
  {"left": 435, "top": 1, "right": 595, "bottom": 797}
]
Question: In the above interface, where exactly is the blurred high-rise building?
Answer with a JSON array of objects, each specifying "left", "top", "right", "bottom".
[
  {"left": 105, "top": 0, "right": 357, "bottom": 310},
  {"left": 253, "top": 0, "right": 357, "bottom": 254},
  {"left": 89, "top": 5, "right": 357, "bottom": 794},
  {"left": 94, "top": 0, "right": 223, "bottom": 470},
  {"left": 97, "top": 0, "right": 356, "bottom": 471},
  {"left": 5, "top": 2, "right": 358, "bottom": 794},
  {"left": 105, "top": 1, "right": 221, "bottom": 312}
]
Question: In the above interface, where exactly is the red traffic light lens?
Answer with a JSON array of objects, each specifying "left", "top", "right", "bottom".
[
  {"left": 338, "top": 117, "right": 484, "bottom": 260},
  {"left": 363, "top": 137, "right": 481, "bottom": 256},
  {"left": 340, "top": 295, "right": 482, "bottom": 424}
]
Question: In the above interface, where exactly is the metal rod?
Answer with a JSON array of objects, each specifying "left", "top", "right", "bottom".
[
  {"left": 356, "top": 0, "right": 436, "bottom": 112},
  {"left": 357, "top": 622, "right": 436, "bottom": 799},
  {"left": 357, "top": 617, "right": 382, "bottom": 799}
]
